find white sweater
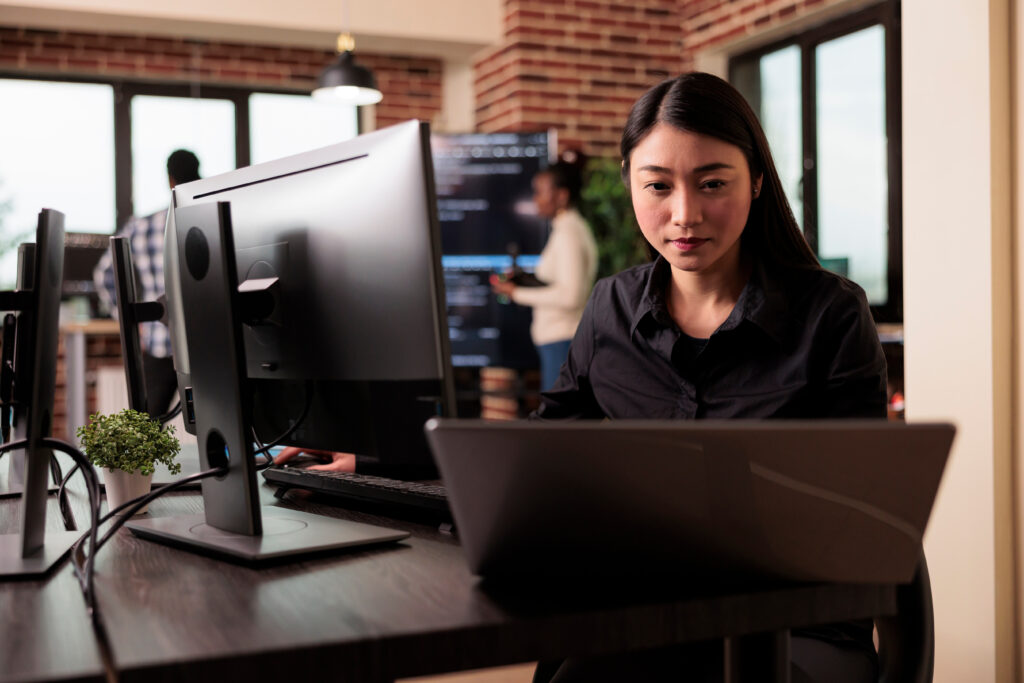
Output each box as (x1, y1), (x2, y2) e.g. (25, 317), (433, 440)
(511, 208), (598, 345)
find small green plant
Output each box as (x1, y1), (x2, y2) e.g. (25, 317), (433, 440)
(77, 408), (181, 476)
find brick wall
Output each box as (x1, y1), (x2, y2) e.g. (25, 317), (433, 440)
(474, 0), (846, 156)
(0, 27), (443, 129)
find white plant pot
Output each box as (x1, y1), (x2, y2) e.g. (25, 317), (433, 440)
(104, 468), (153, 515)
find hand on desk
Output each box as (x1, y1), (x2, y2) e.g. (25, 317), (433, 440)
(274, 447), (356, 472)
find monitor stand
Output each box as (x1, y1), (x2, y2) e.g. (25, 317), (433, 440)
(126, 506), (407, 563)
(0, 531), (80, 578)
(0, 450), (59, 499)
(126, 201), (408, 562)
(0, 436), (79, 579)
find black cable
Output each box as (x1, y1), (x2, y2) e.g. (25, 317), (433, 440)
(44, 438), (115, 683)
(40, 439), (101, 610)
(252, 380), (314, 462)
(53, 455), (76, 531)
(155, 401), (182, 425)
(252, 426), (277, 471)
(48, 452), (63, 488)
(0, 439), (75, 530)
(46, 437), (223, 683)
(94, 465), (228, 552)
(0, 437), (27, 455)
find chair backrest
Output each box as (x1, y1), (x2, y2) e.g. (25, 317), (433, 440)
(876, 548), (934, 683)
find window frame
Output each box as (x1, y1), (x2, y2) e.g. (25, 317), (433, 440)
(729, 0), (902, 322)
(0, 71), (359, 232)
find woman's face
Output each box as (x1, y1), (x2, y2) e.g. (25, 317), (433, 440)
(532, 173), (567, 218)
(629, 123), (760, 278)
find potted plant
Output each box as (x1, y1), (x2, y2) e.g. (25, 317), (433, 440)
(77, 408), (181, 515)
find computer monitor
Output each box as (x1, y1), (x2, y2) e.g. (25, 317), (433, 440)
(431, 131), (554, 369)
(166, 120), (455, 474)
(125, 120), (451, 561)
(109, 235), (165, 416)
(0, 208), (80, 578)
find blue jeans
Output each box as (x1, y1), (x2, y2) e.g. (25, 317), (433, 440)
(537, 340), (572, 392)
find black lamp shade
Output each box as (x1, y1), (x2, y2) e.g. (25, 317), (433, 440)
(313, 51), (383, 105)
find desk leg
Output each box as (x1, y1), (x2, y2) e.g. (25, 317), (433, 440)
(724, 630), (790, 683)
(65, 330), (87, 442)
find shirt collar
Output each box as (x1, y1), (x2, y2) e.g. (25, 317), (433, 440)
(630, 256), (793, 344)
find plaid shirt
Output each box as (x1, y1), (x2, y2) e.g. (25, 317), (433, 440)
(93, 209), (171, 358)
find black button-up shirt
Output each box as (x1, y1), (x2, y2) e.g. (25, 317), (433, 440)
(536, 256), (888, 654)
(538, 256), (887, 421)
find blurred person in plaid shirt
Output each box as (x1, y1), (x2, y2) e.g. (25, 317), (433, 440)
(94, 149), (200, 417)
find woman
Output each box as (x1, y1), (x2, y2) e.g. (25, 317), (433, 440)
(491, 159), (598, 391)
(534, 73), (886, 682)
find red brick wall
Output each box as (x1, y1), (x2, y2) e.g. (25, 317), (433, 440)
(474, 0), (846, 156)
(474, 0), (686, 156)
(0, 27), (443, 129)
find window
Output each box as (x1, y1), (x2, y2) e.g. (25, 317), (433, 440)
(131, 95), (237, 217)
(730, 2), (901, 322)
(0, 75), (359, 287)
(0, 79), (115, 287)
(249, 93), (358, 165)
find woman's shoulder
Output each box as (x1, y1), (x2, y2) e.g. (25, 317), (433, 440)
(771, 264), (870, 309)
(589, 261), (657, 308)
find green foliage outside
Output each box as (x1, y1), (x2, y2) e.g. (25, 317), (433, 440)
(77, 408), (182, 476)
(577, 157), (650, 281)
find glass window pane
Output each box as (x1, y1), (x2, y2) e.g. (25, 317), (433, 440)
(759, 46), (803, 229)
(249, 93), (358, 165)
(0, 79), (115, 287)
(131, 95), (237, 218)
(816, 25), (887, 304)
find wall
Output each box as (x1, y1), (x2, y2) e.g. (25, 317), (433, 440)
(473, 0), (870, 155)
(0, 27), (444, 130)
(903, 0), (1017, 681)
(473, 0), (685, 155)
(0, 0), (501, 59)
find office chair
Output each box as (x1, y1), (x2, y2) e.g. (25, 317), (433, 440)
(876, 549), (934, 683)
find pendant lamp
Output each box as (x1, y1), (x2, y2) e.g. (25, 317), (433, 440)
(312, 32), (383, 105)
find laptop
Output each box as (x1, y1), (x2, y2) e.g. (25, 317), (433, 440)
(424, 419), (954, 583)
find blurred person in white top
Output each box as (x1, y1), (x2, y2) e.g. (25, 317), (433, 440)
(492, 157), (598, 390)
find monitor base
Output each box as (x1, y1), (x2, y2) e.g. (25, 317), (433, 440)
(0, 530), (80, 579)
(125, 505), (410, 563)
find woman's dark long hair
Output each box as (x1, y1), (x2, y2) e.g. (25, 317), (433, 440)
(620, 72), (819, 271)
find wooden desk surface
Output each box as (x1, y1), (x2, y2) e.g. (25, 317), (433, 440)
(1, 478), (899, 683)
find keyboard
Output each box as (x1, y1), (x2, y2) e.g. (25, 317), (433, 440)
(261, 467), (451, 520)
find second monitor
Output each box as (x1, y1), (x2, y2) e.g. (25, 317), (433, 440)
(165, 120), (455, 478)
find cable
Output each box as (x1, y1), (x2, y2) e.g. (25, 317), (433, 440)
(252, 380), (314, 463)
(43, 436), (224, 683)
(93, 465), (227, 551)
(0, 439), (75, 530)
(252, 426), (277, 471)
(155, 401), (182, 425)
(0, 437), (27, 455)
(54, 456), (77, 531)
(42, 437), (113, 682)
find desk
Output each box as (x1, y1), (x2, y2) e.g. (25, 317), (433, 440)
(0, 481), (898, 683)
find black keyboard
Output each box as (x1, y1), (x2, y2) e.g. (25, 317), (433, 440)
(261, 467), (450, 519)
